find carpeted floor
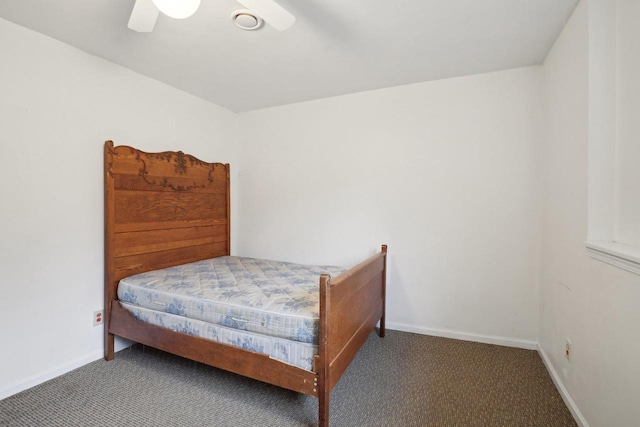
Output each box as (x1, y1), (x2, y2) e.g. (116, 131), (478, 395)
(0, 330), (577, 426)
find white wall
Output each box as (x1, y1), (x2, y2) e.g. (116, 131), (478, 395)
(586, 0), (617, 244)
(237, 68), (543, 347)
(5, 5), (639, 426)
(585, 0), (640, 259)
(615, 0), (640, 246)
(0, 18), (239, 398)
(541, 1), (640, 425)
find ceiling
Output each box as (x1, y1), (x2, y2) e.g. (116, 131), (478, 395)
(0, 0), (579, 112)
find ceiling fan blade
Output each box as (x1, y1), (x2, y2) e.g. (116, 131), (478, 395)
(236, 0), (295, 31)
(128, 0), (160, 32)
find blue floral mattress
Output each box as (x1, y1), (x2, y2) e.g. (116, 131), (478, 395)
(117, 256), (346, 345)
(121, 303), (318, 371)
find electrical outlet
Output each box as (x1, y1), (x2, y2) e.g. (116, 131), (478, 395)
(94, 310), (104, 326)
(565, 338), (572, 361)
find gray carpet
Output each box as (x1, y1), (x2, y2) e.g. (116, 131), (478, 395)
(0, 330), (576, 426)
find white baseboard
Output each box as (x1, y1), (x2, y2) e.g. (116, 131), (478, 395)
(0, 339), (132, 401)
(386, 321), (538, 350)
(537, 345), (589, 427)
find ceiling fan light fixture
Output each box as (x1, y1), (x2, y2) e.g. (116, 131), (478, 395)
(152, 0), (201, 19)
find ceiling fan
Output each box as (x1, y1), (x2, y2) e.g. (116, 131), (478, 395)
(128, 0), (295, 32)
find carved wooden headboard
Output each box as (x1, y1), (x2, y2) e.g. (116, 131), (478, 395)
(104, 140), (230, 312)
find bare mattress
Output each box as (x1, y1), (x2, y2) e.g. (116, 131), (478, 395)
(117, 256), (346, 371)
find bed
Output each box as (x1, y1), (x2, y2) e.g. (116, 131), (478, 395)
(103, 141), (387, 427)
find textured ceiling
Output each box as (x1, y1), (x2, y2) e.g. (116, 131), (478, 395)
(0, 0), (579, 112)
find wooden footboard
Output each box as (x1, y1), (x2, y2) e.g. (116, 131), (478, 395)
(317, 244), (387, 427)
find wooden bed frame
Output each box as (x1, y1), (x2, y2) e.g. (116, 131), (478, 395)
(103, 141), (387, 427)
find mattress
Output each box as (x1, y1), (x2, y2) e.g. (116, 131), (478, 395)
(117, 256), (346, 345)
(121, 303), (318, 371)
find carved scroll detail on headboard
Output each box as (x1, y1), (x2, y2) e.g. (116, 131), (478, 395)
(136, 150), (216, 192)
(105, 141), (222, 192)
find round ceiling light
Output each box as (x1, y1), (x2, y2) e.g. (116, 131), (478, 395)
(231, 9), (263, 31)
(153, 0), (201, 19)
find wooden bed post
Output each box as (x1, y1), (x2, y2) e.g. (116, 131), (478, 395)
(225, 163), (231, 256)
(318, 273), (331, 427)
(104, 141), (116, 361)
(379, 244), (388, 338)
